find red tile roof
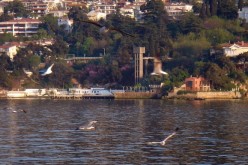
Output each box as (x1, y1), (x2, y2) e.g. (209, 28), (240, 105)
(221, 41), (248, 48)
(0, 18), (42, 24)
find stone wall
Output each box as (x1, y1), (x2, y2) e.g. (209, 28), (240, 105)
(167, 91), (242, 99)
(114, 91), (157, 99)
(196, 91), (241, 99)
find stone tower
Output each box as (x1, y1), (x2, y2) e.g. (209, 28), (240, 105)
(133, 47), (145, 84)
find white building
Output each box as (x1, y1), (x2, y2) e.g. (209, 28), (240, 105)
(0, 4), (4, 15)
(0, 18), (42, 36)
(94, 3), (117, 15)
(58, 16), (73, 32)
(239, 7), (248, 22)
(164, 2), (193, 19)
(49, 10), (68, 17)
(22, 1), (49, 17)
(0, 44), (17, 60)
(87, 10), (106, 21)
(222, 41), (248, 57)
(120, 5), (135, 18)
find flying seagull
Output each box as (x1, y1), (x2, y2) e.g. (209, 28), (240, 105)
(76, 120), (98, 130)
(147, 127), (179, 146)
(151, 57), (168, 76)
(11, 109), (27, 113)
(39, 63), (54, 76)
(23, 68), (33, 77)
(19, 109), (27, 113)
(79, 20), (134, 37)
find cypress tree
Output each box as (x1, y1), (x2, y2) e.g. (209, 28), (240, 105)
(238, 0), (244, 11)
(217, 0), (238, 20)
(199, 3), (207, 19)
(210, 0), (217, 16)
(206, 3), (211, 17)
(217, 0), (222, 16)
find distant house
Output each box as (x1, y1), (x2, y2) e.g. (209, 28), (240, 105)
(0, 39), (54, 60)
(185, 76), (211, 91)
(87, 10), (106, 21)
(22, 1), (49, 17)
(221, 41), (248, 57)
(94, 3), (117, 15)
(0, 44), (17, 60)
(64, 1), (86, 10)
(132, 2), (145, 21)
(0, 18), (42, 36)
(120, 4), (135, 18)
(58, 16), (73, 32)
(238, 7), (248, 22)
(0, 41), (27, 60)
(0, 3), (4, 15)
(164, 2), (193, 20)
(49, 10), (68, 17)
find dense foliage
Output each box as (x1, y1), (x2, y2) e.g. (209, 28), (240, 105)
(0, 0), (247, 92)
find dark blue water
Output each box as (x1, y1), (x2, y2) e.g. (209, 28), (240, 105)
(0, 99), (247, 164)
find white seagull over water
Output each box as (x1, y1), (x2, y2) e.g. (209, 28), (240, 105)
(76, 120), (98, 130)
(39, 63), (54, 76)
(147, 127), (179, 146)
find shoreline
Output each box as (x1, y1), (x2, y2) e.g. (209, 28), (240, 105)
(0, 89), (247, 100)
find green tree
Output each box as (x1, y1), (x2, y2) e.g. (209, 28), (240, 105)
(199, 3), (207, 19)
(28, 55), (41, 69)
(203, 28), (234, 46)
(0, 13), (13, 22)
(192, 0), (202, 13)
(0, 69), (11, 89)
(49, 37), (69, 59)
(4, 0), (30, 18)
(44, 63), (73, 88)
(206, 3), (211, 17)
(140, 0), (168, 24)
(203, 63), (234, 90)
(210, 0), (217, 16)
(233, 52), (248, 73)
(179, 13), (203, 34)
(0, 53), (12, 70)
(217, 0), (238, 20)
(173, 33), (211, 59)
(82, 37), (95, 55)
(170, 67), (189, 87)
(36, 29), (49, 39)
(0, 34), (15, 44)
(39, 14), (60, 36)
(238, 0), (244, 11)
(13, 48), (30, 70)
(193, 61), (206, 76)
(68, 6), (88, 22)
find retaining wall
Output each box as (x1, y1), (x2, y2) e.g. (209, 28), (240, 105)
(114, 92), (157, 99)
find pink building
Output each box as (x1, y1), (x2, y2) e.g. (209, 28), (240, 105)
(185, 76), (211, 91)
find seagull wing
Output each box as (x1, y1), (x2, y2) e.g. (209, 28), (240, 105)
(147, 141), (162, 145)
(160, 71), (168, 75)
(46, 63), (54, 73)
(161, 132), (176, 145)
(39, 69), (46, 74)
(40, 63), (54, 76)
